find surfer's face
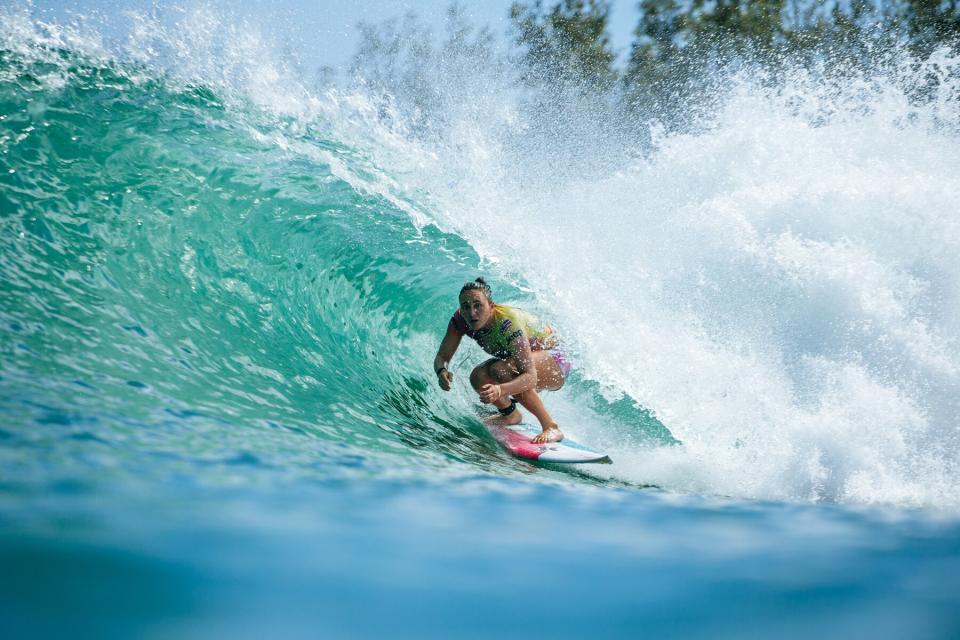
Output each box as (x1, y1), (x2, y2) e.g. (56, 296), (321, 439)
(459, 290), (493, 330)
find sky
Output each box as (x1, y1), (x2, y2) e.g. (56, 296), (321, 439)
(28, 0), (641, 72)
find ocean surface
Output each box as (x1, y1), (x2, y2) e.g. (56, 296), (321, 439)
(2, 5), (960, 638)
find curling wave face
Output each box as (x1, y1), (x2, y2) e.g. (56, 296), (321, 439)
(2, 6), (959, 510)
(0, 36), (517, 490)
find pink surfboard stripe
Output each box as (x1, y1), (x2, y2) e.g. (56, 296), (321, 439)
(488, 424), (545, 459)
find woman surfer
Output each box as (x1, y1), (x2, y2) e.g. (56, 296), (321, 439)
(433, 278), (570, 444)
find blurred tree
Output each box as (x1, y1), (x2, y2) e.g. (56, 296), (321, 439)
(622, 0), (690, 124)
(689, 0), (787, 51)
(903, 0), (960, 55)
(510, 0), (619, 91)
(349, 4), (503, 134)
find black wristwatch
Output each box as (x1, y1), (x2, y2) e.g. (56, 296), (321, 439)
(435, 366), (447, 376)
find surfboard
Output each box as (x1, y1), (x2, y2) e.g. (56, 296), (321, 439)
(484, 419), (611, 464)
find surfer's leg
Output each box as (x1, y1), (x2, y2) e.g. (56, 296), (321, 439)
(475, 355), (564, 441)
(513, 388), (564, 443)
(470, 359), (519, 420)
(507, 352), (566, 443)
(531, 350), (566, 392)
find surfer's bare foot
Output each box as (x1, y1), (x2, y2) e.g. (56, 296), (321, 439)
(531, 425), (563, 444)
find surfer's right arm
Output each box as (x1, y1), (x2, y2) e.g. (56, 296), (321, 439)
(434, 326), (462, 391)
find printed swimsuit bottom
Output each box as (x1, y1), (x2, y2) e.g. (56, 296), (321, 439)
(550, 350), (572, 379)
(483, 350), (571, 379)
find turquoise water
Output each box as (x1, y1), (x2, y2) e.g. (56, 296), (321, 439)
(2, 6), (960, 638)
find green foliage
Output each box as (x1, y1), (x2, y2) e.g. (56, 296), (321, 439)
(509, 0), (619, 91)
(903, 0), (960, 55)
(618, 0), (960, 126)
(690, 0), (787, 48)
(623, 0), (694, 126)
(347, 1), (959, 135)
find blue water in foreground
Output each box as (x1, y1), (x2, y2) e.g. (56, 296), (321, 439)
(4, 476), (960, 639)
(2, 6), (960, 638)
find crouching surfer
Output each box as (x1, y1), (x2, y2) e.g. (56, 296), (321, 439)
(433, 277), (570, 444)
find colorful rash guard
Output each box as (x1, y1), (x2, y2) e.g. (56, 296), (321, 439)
(449, 305), (559, 360)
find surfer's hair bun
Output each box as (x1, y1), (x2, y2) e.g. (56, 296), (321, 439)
(460, 277), (492, 300)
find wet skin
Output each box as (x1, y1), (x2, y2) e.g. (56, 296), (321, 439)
(434, 289), (564, 444)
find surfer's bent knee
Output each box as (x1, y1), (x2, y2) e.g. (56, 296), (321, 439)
(469, 365), (485, 390)
(470, 359), (499, 389)
(487, 358), (520, 383)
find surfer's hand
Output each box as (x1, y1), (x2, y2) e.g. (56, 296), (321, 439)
(478, 383), (501, 404)
(531, 426), (564, 444)
(437, 369), (453, 391)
